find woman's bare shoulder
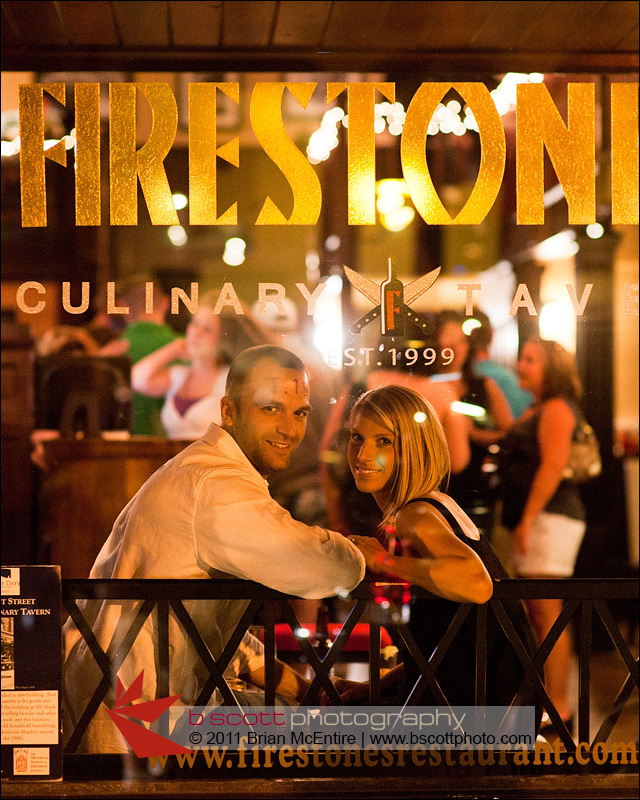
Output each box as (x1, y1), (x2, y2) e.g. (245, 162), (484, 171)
(540, 397), (576, 421)
(395, 499), (447, 530)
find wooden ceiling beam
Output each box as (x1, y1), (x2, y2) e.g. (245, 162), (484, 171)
(2, 47), (636, 75)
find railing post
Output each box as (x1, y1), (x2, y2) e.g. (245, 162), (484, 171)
(156, 599), (170, 737)
(475, 602), (488, 707)
(578, 599), (592, 745)
(263, 599), (276, 706)
(369, 610), (381, 704)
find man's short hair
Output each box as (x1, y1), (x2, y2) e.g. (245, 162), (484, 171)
(225, 345), (307, 404)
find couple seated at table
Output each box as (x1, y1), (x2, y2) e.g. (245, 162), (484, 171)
(63, 344), (526, 754)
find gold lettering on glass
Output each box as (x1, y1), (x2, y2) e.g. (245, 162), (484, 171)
(327, 82), (395, 225)
(16, 282), (46, 314)
(19, 83), (67, 227)
(458, 284), (483, 315)
(516, 83), (595, 224)
(566, 284), (594, 315)
(401, 83), (505, 225)
(212, 283), (243, 314)
(107, 282), (128, 313)
(250, 83), (322, 225)
(611, 83), (639, 225)
(145, 282), (154, 314)
(171, 284), (199, 315)
(510, 284), (538, 316)
(257, 284), (287, 314)
(189, 82), (239, 225)
(75, 83), (101, 225)
(296, 283), (326, 315)
(15, 80), (636, 228)
(62, 282), (90, 314)
(109, 83), (179, 225)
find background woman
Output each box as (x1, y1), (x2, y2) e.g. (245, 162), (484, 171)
(499, 338), (587, 727)
(431, 311), (513, 536)
(131, 294), (271, 440)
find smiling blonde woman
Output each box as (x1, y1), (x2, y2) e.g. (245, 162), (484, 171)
(327, 385), (539, 718)
(346, 385), (492, 605)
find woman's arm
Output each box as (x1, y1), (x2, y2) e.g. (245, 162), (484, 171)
(131, 337), (189, 397)
(512, 398), (575, 554)
(442, 405), (472, 474)
(420, 379), (471, 474)
(350, 502), (493, 604)
(469, 377), (513, 446)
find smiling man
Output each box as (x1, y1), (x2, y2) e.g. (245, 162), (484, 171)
(221, 349), (313, 476)
(63, 345), (365, 753)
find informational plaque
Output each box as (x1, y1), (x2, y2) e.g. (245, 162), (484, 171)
(1, 566), (62, 781)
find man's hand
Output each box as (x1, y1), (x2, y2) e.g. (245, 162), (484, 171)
(317, 677), (370, 706)
(317, 664), (405, 706)
(347, 536), (389, 573)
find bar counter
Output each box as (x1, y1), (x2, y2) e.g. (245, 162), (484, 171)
(37, 436), (192, 579)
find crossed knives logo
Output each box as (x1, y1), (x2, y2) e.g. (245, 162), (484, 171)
(344, 260), (441, 338)
(107, 671), (192, 757)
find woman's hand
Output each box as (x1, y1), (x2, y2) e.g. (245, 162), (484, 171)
(131, 337), (189, 396)
(166, 337), (189, 361)
(98, 338), (131, 357)
(30, 429), (60, 471)
(347, 535), (389, 573)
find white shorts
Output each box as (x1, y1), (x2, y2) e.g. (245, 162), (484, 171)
(513, 512), (586, 578)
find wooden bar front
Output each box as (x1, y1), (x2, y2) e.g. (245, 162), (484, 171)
(37, 437), (192, 579)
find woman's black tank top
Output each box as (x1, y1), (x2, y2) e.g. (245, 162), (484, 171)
(402, 496), (541, 727)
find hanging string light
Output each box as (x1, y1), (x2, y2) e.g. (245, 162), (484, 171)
(305, 73), (546, 165)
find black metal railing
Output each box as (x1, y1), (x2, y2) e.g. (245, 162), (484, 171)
(62, 578), (638, 760)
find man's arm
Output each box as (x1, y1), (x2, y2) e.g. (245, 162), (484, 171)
(226, 631), (310, 704)
(194, 467), (366, 598)
(318, 665), (405, 705)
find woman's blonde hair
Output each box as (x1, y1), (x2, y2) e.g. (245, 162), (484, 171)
(350, 385), (450, 528)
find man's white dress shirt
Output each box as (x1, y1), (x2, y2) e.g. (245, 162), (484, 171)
(63, 424), (365, 752)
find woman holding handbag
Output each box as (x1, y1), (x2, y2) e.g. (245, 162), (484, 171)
(499, 338), (589, 730)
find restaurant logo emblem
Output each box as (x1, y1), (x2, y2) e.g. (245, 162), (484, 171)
(108, 671), (192, 757)
(344, 260), (440, 338)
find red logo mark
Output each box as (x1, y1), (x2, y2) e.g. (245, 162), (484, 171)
(107, 670), (192, 757)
